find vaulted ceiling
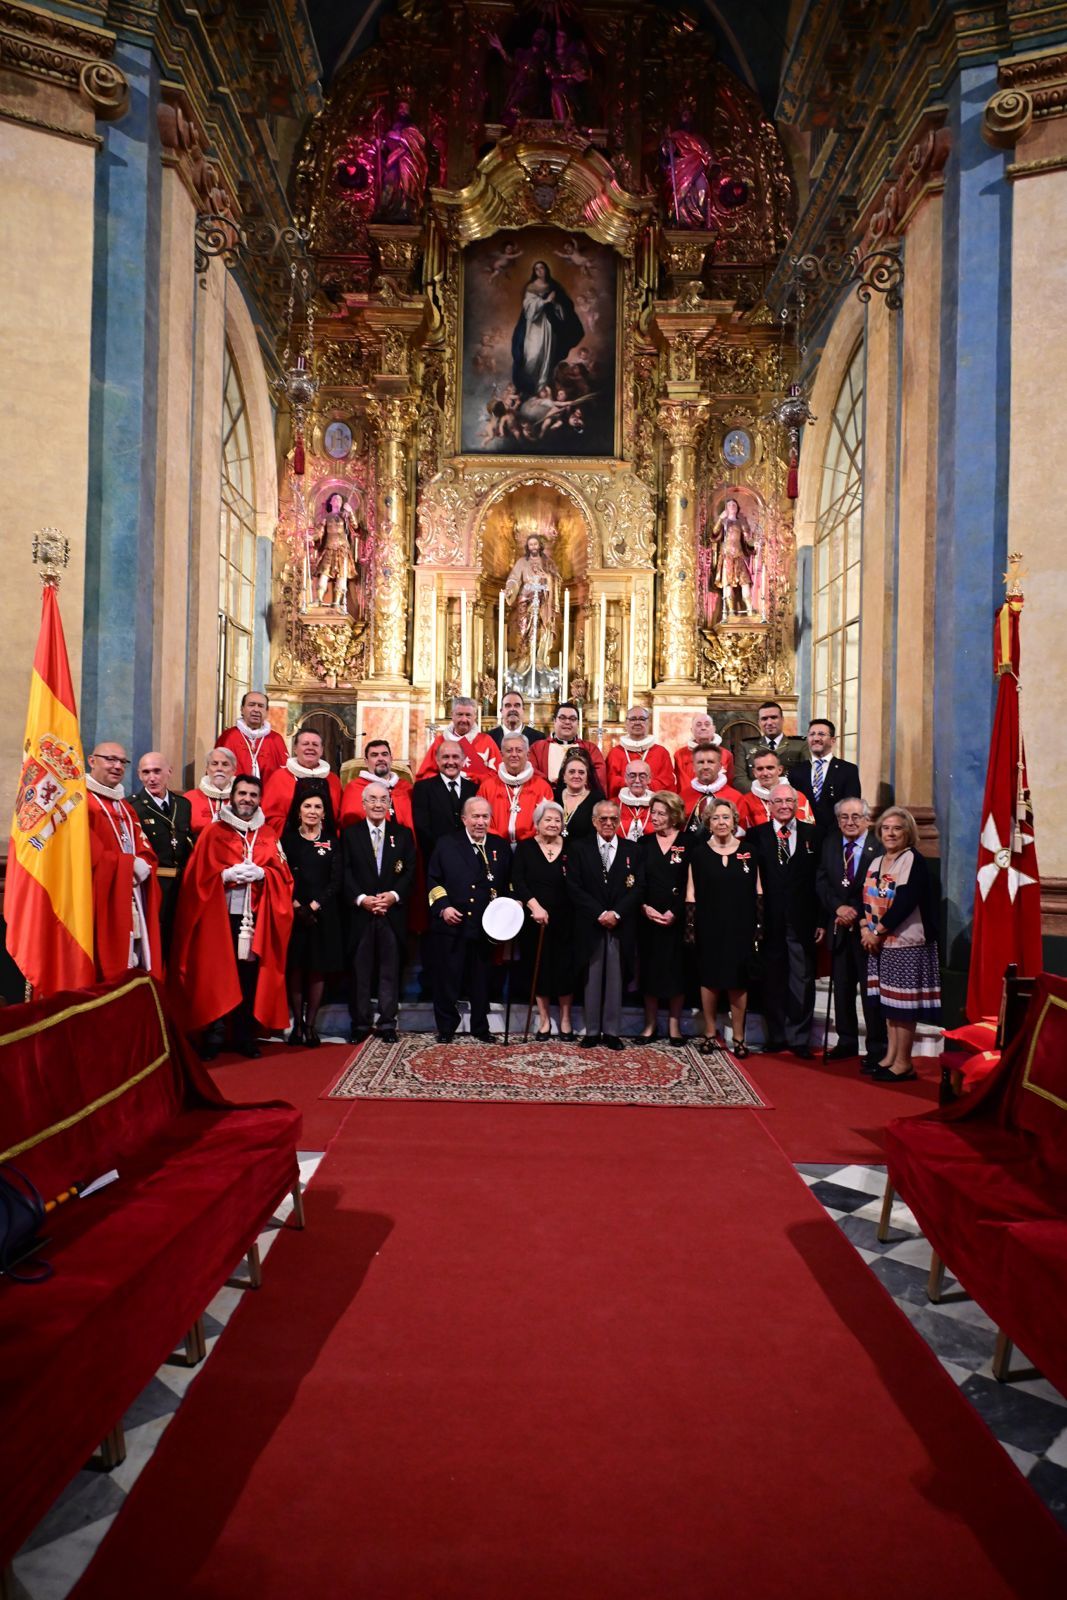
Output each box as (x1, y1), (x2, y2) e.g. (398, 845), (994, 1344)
(304, 1), (796, 116)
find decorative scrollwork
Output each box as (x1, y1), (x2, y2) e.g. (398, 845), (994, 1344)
(193, 212), (241, 284)
(791, 246), (904, 312)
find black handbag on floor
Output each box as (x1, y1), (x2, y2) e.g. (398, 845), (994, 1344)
(0, 1165), (53, 1282)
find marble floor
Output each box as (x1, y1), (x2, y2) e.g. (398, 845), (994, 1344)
(801, 1162), (1067, 1530)
(11, 1150), (1065, 1597)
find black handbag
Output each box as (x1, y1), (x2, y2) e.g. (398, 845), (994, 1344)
(0, 1165), (53, 1282)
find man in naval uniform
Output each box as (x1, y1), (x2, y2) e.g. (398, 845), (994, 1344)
(425, 796), (510, 1043)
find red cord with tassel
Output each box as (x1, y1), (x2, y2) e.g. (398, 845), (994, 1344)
(293, 433), (305, 476)
(786, 446), (799, 500)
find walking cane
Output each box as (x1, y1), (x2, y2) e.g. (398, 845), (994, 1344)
(503, 934), (521, 1046)
(522, 921), (547, 1043)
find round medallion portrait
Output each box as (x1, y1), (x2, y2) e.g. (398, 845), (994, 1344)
(323, 421), (353, 460)
(721, 428), (753, 468)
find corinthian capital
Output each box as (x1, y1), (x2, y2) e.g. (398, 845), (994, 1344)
(366, 393), (420, 442)
(657, 398), (709, 451)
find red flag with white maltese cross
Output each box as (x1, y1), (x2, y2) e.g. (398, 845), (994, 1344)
(965, 587), (1042, 1020)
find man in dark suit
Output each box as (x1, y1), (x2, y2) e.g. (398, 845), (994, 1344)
(411, 740), (480, 864)
(748, 784), (823, 1057)
(425, 796), (511, 1042)
(343, 780), (417, 1043)
(788, 718), (861, 838)
(131, 751), (194, 958)
(567, 798), (646, 1050)
(488, 689), (545, 750)
(737, 701), (808, 792)
(816, 796), (887, 1071)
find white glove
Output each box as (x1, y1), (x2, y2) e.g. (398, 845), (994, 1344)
(244, 862), (265, 882)
(221, 865), (245, 885)
(132, 857), (152, 884)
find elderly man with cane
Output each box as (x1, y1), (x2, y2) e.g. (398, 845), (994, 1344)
(567, 798), (645, 1050)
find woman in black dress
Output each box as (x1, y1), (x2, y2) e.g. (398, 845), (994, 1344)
(686, 798), (758, 1057)
(282, 794), (343, 1047)
(637, 793), (688, 1044)
(555, 750), (603, 843)
(511, 800), (578, 1039)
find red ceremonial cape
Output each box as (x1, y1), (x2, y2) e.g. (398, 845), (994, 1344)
(262, 766), (343, 835)
(478, 772), (553, 842)
(87, 794), (163, 982)
(340, 774), (414, 830)
(216, 725), (289, 784)
(681, 779), (744, 822)
(529, 737), (607, 793)
(168, 817), (294, 1032)
(616, 799), (656, 839)
(185, 788), (229, 836)
(606, 742), (678, 798)
(674, 743), (735, 787)
(416, 730), (499, 782)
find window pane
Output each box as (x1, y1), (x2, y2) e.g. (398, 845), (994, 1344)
(813, 343), (864, 761)
(217, 346), (258, 727)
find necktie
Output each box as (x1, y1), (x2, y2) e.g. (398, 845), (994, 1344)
(158, 796), (170, 816)
(777, 825), (790, 865)
(600, 840), (612, 875)
(846, 840), (859, 883)
(812, 758), (825, 800)
(373, 826), (383, 871)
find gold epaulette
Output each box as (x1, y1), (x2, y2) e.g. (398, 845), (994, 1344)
(428, 885), (447, 906)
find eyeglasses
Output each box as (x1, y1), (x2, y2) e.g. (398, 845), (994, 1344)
(95, 756), (130, 767)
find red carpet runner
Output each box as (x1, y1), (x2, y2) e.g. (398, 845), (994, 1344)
(72, 1101), (1065, 1598)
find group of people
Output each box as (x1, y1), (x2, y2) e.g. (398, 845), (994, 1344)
(79, 688), (941, 1081)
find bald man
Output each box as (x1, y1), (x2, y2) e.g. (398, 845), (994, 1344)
(85, 741), (163, 980)
(131, 752), (194, 956)
(342, 780), (417, 1043)
(186, 747), (238, 835)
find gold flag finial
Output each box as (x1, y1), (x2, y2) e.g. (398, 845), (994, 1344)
(1004, 550), (1026, 598)
(32, 529), (70, 588)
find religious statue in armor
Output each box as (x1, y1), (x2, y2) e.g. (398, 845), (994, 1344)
(659, 107), (719, 229)
(313, 492), (361, 611)
(504, 533), (561, 694)
(709, 497), (758, 619)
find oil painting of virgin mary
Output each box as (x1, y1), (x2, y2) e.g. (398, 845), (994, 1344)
(461, 227), (618, 456)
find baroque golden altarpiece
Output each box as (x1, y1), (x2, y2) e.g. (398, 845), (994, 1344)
(268, 0), (798, 766)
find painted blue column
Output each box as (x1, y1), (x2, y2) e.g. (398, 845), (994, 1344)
(253, 534), (273, 691)
(83, 40), (162, 760)
(934, 62), (1012, 989)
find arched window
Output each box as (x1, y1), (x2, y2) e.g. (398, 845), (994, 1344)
(217, 345), (257, 727)
(812, 343), (863, 763)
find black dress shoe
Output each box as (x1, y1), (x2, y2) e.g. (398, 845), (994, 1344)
(580, 1033), (601, 1048)
(377, 1027), (398, 1044)
(470, 1029), (494, 1043)
(791, 1045), (813, 1060)
(763, 1038), (787, 1053)
(350, 1027), (370, 1045)
(826, 1042), (859, 1061)
(286, 1023), (305, 1048)
(305, 1026), (321, 1049)
(602, 1035), (624, 1052)
(237, 1042), (262, 1059)
(860, 1059), (879, 1075)
(435, 1032), (455, 1044)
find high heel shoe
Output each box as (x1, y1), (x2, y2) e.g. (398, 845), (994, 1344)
(733, 1040), (750, 1059)
(558, 1030), (576, 1042)
(636, 1026), (660, 1042)
(286, 1022), (305, 1047)
(535, 1028), (552, 1040)
(668, 1033), (686, 1048)
(304, 1024), (321, 1048)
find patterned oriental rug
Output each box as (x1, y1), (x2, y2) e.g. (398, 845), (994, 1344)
(326, 1034), (767, 1110)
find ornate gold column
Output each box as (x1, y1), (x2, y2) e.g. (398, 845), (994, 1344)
(366, 391), (419, 683)
(656, 397), (709, 688)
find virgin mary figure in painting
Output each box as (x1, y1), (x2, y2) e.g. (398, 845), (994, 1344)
(511, 261), (584, 398)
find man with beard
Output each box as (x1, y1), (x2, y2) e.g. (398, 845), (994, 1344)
(216, 690), (289, 784)
(488, 689), (545, 750)
(85, 741), (163, 981)
(340, 738), (414, 830)
(169, 773), (293, 1059)
(680, 744), (744, 837)
(478, 733), (552, 845)
(186, 747), (238, 836)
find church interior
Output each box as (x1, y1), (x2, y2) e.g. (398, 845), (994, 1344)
(3, 0), (1067, 1594)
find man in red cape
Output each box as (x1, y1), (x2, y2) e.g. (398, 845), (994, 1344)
(605, 706), (678, 797)
(478, 732), (552, 843)
(340, 738), (414, 829)
(966, 579), (1041, 1019)
(85, 742), (163, 980)
(529, 702), (607, 791)
(185, 746), (237, 835)
(169, 773), (294, 1057)
(216, 689), (289, 784)
(262, 727), (342, 835)
(416, 697), (499, 782)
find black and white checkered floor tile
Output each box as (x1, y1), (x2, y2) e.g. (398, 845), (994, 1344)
(799, 1162), (1067, 1531)
(8, 1153), (325, 1600)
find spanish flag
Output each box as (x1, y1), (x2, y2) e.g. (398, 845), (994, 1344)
(6, 584), (94, 994)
